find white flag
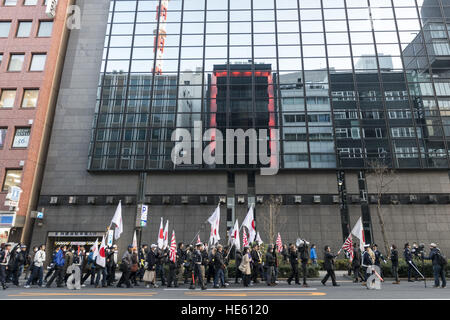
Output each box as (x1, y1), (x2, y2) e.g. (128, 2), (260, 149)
(92, 238), (99, 260)
(208, 205), (221, 245)
(96, 236), (106, 268)
(351, 217), (365, 252)
(256, 232), (263, 245)
(157, 217), (164, 249)
(242, 205), (256, 243)
(231, 219), (240, 251)
(110, 201), (123, 240)
(163, 220), (169, 249)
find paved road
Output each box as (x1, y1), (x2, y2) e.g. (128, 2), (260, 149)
(1, 279), (448, 300)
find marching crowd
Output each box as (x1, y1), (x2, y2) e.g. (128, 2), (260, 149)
(0, 239), (447, 290)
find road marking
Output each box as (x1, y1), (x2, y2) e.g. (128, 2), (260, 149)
(8, 292), (159, 297)
(184, 291), (326, 297)
(165, 287), (318, 291)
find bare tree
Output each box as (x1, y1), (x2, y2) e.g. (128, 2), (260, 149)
(367, 159), (397, 257)
(259, 195), (286, 244)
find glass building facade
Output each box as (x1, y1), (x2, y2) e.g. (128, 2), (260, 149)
(89, 0), (450, 171)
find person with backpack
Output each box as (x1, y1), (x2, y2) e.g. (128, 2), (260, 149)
(423, 243), (446, 288)
(81, 247), (96, 286)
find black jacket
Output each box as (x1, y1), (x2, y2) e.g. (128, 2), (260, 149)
(352, 248), (361, 267)
(323, 251), (337, 271)
(390, 249), (399, 266)
(299, 246), (309, 264)
(424, 248), (442, 266)
(235, 250), (242, 267)
(289, 249), (299, 265)
(251, 250), (262, 265)
(265, 251), (276, 267)
(214, 251), (225, 270)
(374, 250), (385, 266)
(404, 248), (413, 262)
(201, 250), (209, 266)
(147, 250), (157, 270)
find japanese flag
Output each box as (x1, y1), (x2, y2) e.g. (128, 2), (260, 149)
(158, 217), (164, 249)
(96, 236), (106, 268)
(242, 205), (256, 243)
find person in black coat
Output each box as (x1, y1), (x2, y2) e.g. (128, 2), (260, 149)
(352, 243), (364, 283)
(298, 241), (310, 287)
(287, 244), (300, 285)
(265, 245), (276, 286)
(321, 245), (341, 286)
(167, 249), (179, 288)
(250, 244), (263, 283)
(235, 249), (243, 284)
(390, 244), (399, 284)
(404, 243), (418, 282)
(155, 247), (167, 286)
(0, 244), (11, 290)
(213, 245), (226, 288)
(423, 243), (446, 288)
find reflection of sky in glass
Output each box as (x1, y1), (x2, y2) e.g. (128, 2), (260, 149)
(102, 0), (447, 74)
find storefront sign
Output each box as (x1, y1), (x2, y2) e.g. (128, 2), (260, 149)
(107, 229), (114, 246)
(12, 128), (30, 148)
(5, 186), (22, 208)
(140, 204), (148, 227)
(48, 231), (105, 237)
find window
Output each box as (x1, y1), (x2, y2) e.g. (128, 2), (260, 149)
(0, 128), (6, 148)
(0, 21), (11, 37)
(0, 89), (16, 108)
(37, 21), (53, 37)
(2, 169), (22, 192)
(12, 127), (31, 148)
(16, 21), (32, 38)
(8, 54), (24, 71)
(24, 0), (38, 4)
(4, 0), (17, 6)
(29, 54), (46, 71)
(21, 89), (39, 108)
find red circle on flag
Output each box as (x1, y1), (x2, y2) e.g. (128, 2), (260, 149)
(251, 220), (255, 230)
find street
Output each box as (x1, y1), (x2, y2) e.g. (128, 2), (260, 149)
(1, 278), (448, 300)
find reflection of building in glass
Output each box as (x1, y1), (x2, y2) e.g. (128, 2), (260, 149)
(355, 54), (394, 71)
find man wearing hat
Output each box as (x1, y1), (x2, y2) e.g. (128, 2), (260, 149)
(423, 243), (447, 288)
(190, 242), (206, 290)
(361, 244), (372, 285)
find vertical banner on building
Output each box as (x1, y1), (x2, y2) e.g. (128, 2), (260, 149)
(45, 0), (58, 18)
(153, 0), (170, 74)
(107, 229), (114, 247)
(140, 204), (148, 227)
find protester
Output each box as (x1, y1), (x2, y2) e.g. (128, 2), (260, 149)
(63, 246), (74, 283)
(287, 244), (300, 285)
(117, 245), (133, 288)
(251, 244), (263, 283)
(24, 245), (46, 288)
(423, 243), (446, 288)
(0, 244), (11, 290)
(46, 245), (66, 288)
(94, 253), (107, 288)
(265, 244), (276, 286)
(240, 247), (252, 287)
(213, 244), (226, 288)
(390, 244), (400, 284)
(206, 246), (216, 284)
(299, 240), (310, 287)
(321, 245), (340, 287)
(235, 249), (243, 284)
(281, 244), (289, 263)
(167, 245), (179, 288)
(81, 246), (96, 286)
(129, 248), (139, 286)
(352, 242), (364, 283)
(145, 244), (158, 288)
(155, 247), (167, 286)
(24, 246), (38, 284)
(177, 242), (186, 284)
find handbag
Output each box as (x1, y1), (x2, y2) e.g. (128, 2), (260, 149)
(143, 270), (155, 283)
(130, 263), (138, 273)
(238, 263), (245, 273)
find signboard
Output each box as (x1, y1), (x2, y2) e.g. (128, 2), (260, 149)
(140, 204), (148, 227)
(12, 128), (30, 148)
(107, 229), (114, 247)
(45, 0), (58, 18)
(48, 231), (105, 238)
(36, 212), (44, 219)
(5, 187), (22, 208)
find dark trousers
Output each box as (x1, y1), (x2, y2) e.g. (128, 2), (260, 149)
(206, 265), (215, 283)
(361, 266), (368, 281)
(433, 264), (446, 287)
(81, 268), (96, 285)
(322, 269), (337, 285)
(288, 263), (299, 284)
(156, 264), (166, 285)
(353, 265), (364, 282)
(117, 269), (131, 287)
(243, 274), (251, 287)
(266, 266), (275, 285)
(214, 268), (225, 287)
(167, 266), (178, 287)
(95, 267), (107, 287)
(46, 266), (64, 287)
(45, 267), (55, 281)
(301, 263), (308, 284)
(0, 265), (6, 287)
(392, 264), (399, 282)
(26, 266), (43, 286)
(252, 264), (263, 282)
(235, 267), (242, 283)
(192, 264), (205, 288)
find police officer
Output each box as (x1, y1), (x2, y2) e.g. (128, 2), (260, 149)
(361, 244), (373, 284)
(287, 244), (300, 285)
(372, 244), (386, 276)
(404, 242), (418, 282)
(190, 242), (206, 290)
